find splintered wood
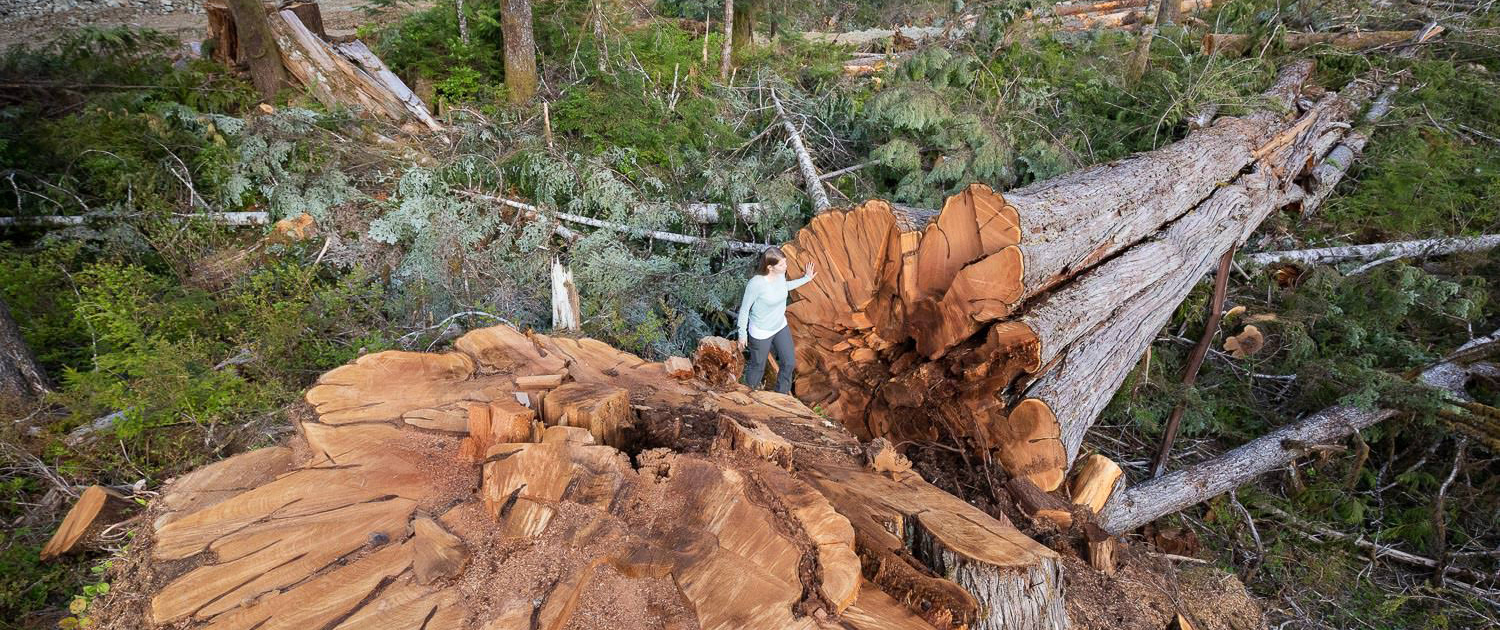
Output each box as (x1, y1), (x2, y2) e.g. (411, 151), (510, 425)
(780, 61), (1372, 492)
(135, 324), (1063, 629)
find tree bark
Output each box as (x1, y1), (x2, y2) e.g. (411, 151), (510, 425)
(1203, 30), (1429, 56)
(720, 0), (733, 82)
(1099, 405), (1399, 534)
(771, 62), (1378, 491)
(224, 0), (289, 99)
(267, 11), (441, 129)
(455, 0), (470, 45)
(0, 296), (50, 404)
(1300, 84), (1397, 217)
(501, 0), (538, 105)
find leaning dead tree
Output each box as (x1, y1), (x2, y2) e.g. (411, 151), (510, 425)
(129, 325), (1063, 629)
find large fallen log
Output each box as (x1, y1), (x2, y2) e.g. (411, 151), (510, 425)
(121, 324), (1063, 629)
(775, 61), (1375, 489)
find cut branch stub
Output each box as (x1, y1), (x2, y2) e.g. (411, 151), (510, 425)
(127, 324), (1061, 629)
(41, 486), (131, 560)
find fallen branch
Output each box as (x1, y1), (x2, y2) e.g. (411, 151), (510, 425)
(463, 192), (765, 253)
(1100, 405), (1399, 534)
(1152, 247), (1234, 478)
(0, 212), (271, 227)
(770, 88), (832, 213)
(1246, 234), (1500, 267)
(1203, 29), (1440, 56)
(1257, 503), (1500, 596)
(1300, 84), (1399, 218)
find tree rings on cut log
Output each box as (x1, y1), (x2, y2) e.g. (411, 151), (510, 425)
(121, 324), (1061, 629)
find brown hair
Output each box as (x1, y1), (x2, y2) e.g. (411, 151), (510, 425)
(755, 247), (786, 276)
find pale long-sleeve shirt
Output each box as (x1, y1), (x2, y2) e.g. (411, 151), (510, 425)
(736, 273), (813, 343)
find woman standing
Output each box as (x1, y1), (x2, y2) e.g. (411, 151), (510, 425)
(736, 248), (817, 394)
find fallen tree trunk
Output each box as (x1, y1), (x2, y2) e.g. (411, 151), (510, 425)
(774, 61), (1377, 489)
(1099, 327), (1500, 534)
(465, 191), (765, 252)
(0, 211), (272, 227)
(123, 324), (1063, 629)
(771, 88), (833, 213)
(1202, 30), (1434, 56)
(1247, 234), (1500, 267)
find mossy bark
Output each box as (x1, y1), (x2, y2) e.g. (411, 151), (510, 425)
(502, 0), (537, 105)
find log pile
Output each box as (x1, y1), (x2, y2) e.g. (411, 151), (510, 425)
(133, 324), (1064, 629)
(777, 61), (1379, 491)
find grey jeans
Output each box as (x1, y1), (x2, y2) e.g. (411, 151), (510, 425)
(745, 326), (796, 393)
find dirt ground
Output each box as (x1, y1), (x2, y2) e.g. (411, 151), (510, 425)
(0, 0), (430, 50)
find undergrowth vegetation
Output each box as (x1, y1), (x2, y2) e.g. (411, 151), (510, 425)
(1, 0), (1498, 627)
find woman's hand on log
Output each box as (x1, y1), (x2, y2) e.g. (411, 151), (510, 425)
(805, 262), (817, 279)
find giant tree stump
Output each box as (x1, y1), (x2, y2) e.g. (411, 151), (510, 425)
(134, 325), (1063, 629)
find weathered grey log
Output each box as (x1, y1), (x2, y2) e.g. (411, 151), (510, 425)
(466, 192), (765, 253)
(1099, 405), (1398, 534)
(268, 10), (439, 129)
(1246, 234), (1500, 267)
(0, 212), (271, 227)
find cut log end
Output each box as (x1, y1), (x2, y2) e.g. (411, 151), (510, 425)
(991, 398), (1067, 492)
(42, 486), (131, 560)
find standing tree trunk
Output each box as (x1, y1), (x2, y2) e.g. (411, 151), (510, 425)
(1126, 0), (1158, 82)
(0, 297), (50, 404)
(720, 0), (733, 82)
(501, 0), (538, 105)
(224, 0), (289, 100)
(455, 0), (470, 44)
(733, 0), (756, 61)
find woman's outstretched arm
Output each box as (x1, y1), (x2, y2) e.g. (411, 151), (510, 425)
(787, 262), (817, 290)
